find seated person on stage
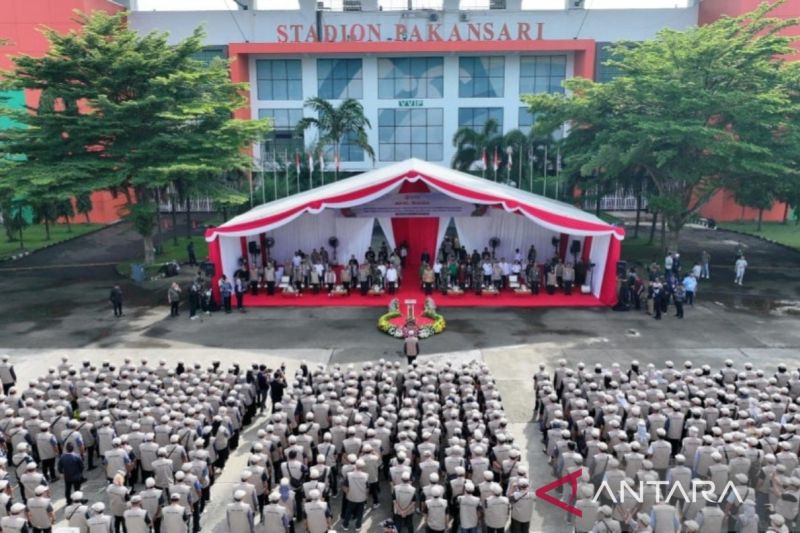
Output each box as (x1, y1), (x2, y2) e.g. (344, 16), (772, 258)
(500, 258), (511, 288)
(358, 263), (370, 295)
(555, 259), (565, 287)
(481, 261), (492, 287)
(309, 265), (321, 294)
(422, 265), (435, 295)
(563, 263), (575, 295)
(546, 267), (558, 295)
(385, 264), (399, 294)
(526, 263), (540, 294)
(491, 262), (503, 290)
(324, 266), (337, 292)
(433, 259), (443, 289)
(264, 262), (276, 295)
(340, 268), (351, 294)
(448, 260), (458, 287)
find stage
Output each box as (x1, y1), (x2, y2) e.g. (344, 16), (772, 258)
(241, 267), (602, 309)
(242, 290), (602, 308)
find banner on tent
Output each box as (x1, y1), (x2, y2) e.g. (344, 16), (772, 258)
(342, 192), (481, 218)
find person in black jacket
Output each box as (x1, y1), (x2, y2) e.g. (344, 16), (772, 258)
(256, 366), (269, 414)
(109, 285), (123, 318)
(57, 443), (84, 504)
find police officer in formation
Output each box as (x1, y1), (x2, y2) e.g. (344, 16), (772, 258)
(536, 357), (800, 533)
(220, 359), (532, 533)
(0, 356), (264, 533)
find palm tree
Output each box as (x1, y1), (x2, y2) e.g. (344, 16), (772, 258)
(296, 98), (375, 170)
(451, 118), (503, 173)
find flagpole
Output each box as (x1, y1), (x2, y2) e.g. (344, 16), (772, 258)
(555, 145), (561, 200)
(295, 152), (300, 193)
(518, 144), (523, 187)
(529, 145), (534, 193)
(284, 149), (289, 197)
(272, 151), (277, 201)
(261, 149), (266, 204)
(320, 152), (325, 186)
(543, 144), (548, 197)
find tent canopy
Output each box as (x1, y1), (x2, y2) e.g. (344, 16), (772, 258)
(205, 159), (625, 242)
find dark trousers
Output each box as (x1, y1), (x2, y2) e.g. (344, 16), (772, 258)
(369, 481), (380, 506)
(387, 282), (396, 294)
(223, 295), (232, 313)
(675, 301), (684, 318)
(394, 514), (414, 533)
(424, 282), (433, 295)
(267, 281), (275, 295)
(42, 458), (57, 481)
(87, 445), (97, 469)
(510, 519), (530, 533)
(564, 281), (573, 295)
(342, 500), (365, 528)
(64, 478), (82, 503)
(170, 302), (179, 316)
(360, 281), (369, 295)
(483, 275), (490, 286)
(32, 528), (51, 533)
(112, 302), (123, 317)
(686, 291), (694, 305)
(235, 291), (244, 310)
(114, 515), (127, 533)
(487, 528), (505, 533)
(189, 296), (198, 317)
(192, 502), (201, 533)
(154, 517), (162, 533)
(546, 284), (555, 295)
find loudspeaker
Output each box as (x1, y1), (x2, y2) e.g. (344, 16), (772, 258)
(200, 261), (216, 277)
(569, 240), (581, 256)
(248, 241), (259, 255)
(616, 260), (627, 277)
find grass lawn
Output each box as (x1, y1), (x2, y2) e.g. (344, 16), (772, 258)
(116, 235), (209, 278)
(719, 221), (800, 251)
(620, 236), (666, 267)
(0, 223), (104, 260)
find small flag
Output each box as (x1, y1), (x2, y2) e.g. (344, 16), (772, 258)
(493, 147), (499, 172)
(334, 153), (340, 172)
(481, 149), (487, 170)
(318, 151), (324, 171)
(308, 152), (314, 172)
(294, 152), (300, 175)
(508, 151), (513, 170)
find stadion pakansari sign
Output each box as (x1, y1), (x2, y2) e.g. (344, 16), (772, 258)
(276, 21), (545, 44)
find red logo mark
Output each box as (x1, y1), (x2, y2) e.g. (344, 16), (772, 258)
(534, 468), (583, 517)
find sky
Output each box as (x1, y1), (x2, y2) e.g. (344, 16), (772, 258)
(136, 0), (692, 11)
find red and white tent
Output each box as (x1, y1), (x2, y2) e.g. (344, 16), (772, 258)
(205, 159), (624, 305)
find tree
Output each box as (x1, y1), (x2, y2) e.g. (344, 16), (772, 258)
(1, 12), (270, 263)
(76, 193), (92, 223)
(524, 1), (800, 252)
(296, 97), (374, 177)
(451, 118), (503, 173)
(32, 200), (58, 240)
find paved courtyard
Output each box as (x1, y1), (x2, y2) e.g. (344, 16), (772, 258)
(0, 223), (798, 531)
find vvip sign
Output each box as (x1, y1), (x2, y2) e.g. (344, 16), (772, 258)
(276, 21), (545, 43)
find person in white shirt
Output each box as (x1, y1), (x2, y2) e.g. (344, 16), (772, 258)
(735, 256), (748, 285)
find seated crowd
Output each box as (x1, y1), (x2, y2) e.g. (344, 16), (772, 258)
(212, 237), (590, 307)
(535, 358), (800, 533)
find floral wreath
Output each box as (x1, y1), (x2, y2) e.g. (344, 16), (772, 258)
(377, 297), (446, 339)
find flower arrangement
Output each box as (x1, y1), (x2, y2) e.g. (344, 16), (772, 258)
(377, 297), (446, 338)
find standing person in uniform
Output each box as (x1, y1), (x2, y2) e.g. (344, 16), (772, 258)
(735, 255), (748, 285)
(35, 424), (58, 483)
(27, 485), (54, 533)
(186, 241), (197, 267)
(161, 494), (189, 533)
(509, 479), (533, 533)
(341, 459), (368, 531)
(262, 492), (289, 533)
(0, 355), (16, 394)
(87, 503), (113, 533)
(423, 485), (448, 533)
(700, 250), (710, 279)
(484, 484), (509, 533)
(65, 491), (90, 533)
(403, 329), (419, 366)
(225, 491), (254, 533)
(2, 503), (29, 533)
(303, 489), (331, 533)
(168, 283), (181, 318)
(109, 285), (124, 318)
(234, 275), (246, 312)
(123, 496), (151, 533)
(392, 471), (416, 533)
(140, 478), (164, 533)
(458, 481), (481, 533)
(188, 279), (201, 320)
(106, 473), (131, 533)
(673, 282), (686, 319)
